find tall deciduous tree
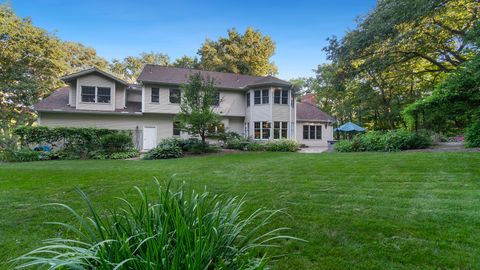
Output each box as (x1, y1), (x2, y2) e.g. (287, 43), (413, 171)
(198, 27), (278, 76)
(110, 52), (170, 83)
(0, 4), (66, 146)
(62, 41), (109, 73)
(176, 73), (220, 146)
(172, 55), (200, 69)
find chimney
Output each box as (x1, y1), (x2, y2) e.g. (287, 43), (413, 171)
(301, 93), (317, 105)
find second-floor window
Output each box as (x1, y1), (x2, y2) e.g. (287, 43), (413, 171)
(81, 86), (110, 103)
(246, 92), (250, 107)
(254, 89), (269, 105)
(169, 89), (181, 104)
(151, 88), (159, 103)
(274, 89), (289, 105)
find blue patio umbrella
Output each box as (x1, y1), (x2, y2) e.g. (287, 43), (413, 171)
(334, 122), (366, 133)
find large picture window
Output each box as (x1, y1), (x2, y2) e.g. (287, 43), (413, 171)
(274, 89), (289, 105)
(169, 89), (181, 104)
(151, 88), (159, 103)
(254, 121), (271, 139)
(303, 125), (322, 140)
(81, 86), (96, 103)
(81, 86), (110, 103)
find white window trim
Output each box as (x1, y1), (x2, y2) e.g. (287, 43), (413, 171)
(151, 87), (160, 103)
(273, 121), (289, 140)
(274, 89), (289, 105)
(254, 121), (271, 140)
(253, 89), (270, 105)
(80, 85), (111, 104)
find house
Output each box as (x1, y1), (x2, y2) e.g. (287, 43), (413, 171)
(34, 66), (334, 150)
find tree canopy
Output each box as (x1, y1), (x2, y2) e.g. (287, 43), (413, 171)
(198, 27), (278, 76)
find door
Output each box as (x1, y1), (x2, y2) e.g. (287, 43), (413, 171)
(143, 126), (157, 151)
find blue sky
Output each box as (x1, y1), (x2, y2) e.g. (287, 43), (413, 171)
(9, 0), (376, 79)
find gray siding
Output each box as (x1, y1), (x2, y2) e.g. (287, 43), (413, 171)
(76, 74), (116, 111)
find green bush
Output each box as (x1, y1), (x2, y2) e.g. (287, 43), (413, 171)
(100, 132), (133, 154)
(14, 180), (300, 269)
(0, 148), (47, 162)
(264, 140), (299, 152)
(335, 130), (432, 152)
(108, 149), (140, 160)
(225, 137), (251, 150)
(465, 120), (480, 148)
(246, 141), (266, 151)
(143, 138), (184, 160)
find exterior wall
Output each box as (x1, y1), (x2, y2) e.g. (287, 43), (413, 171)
(143, 85), (181, 114)
(76, 74), (116, 111)
(68, 82), (77, 106)
(296, 121), (334, 147)
(115, 83), (126, 109)
(127, 90), (142, 102)
(213, 91), (245, 116)
(39, 112), (245, 150)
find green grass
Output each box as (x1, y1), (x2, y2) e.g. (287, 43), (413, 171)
(1, 152), (480, 269)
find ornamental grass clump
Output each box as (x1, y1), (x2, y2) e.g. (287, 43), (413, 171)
(14, 179), (300, 269)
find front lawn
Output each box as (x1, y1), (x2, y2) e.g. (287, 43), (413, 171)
(1, 152), (480, 269)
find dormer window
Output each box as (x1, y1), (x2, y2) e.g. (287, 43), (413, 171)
(81, 86), (110, 103)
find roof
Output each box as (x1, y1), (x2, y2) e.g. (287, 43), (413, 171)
(296, 102), (334, 122)
(137, 65), (291, 90)
(335, 122), (366, 132)
(61, 68), (128, 86)
(34, 87), (141, 114)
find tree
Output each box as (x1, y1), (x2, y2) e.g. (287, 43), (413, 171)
(62, 41), (109, 73)
(0, 4), (66, 147)
(198, 27), (278, 76)
(176, 72), (221, 146)
(110, 52), (170, 83)
(172, 55), (200, 69)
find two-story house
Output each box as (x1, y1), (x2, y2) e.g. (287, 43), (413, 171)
(34, 65), (334, 150)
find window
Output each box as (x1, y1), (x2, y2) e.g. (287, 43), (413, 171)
(151, 88), (159, 103)
(274, 89), (289, 105)
(254, 90), (261, 104)
(303, 125), (322, 140)
(282, 90), (288, 104)
(274, 122), (288, 139)
(169, 89), (181, 104)
(262, 122), (270, 139)
(173, 122), (181, 136)
(254, 121), (271, 139)
(213, 92), (220, 106)
(208, 123), (225, 134)
(262, 89), (269, 104)
(81, 86), (96, 103)
(245, 122), (250, 137)
(291, 92), (295, 107)
(246, 92), (250, 107)
(97, 87), (111, 103)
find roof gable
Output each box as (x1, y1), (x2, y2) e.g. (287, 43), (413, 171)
(61, 68), (128, 86)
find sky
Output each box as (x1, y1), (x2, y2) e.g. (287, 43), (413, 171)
(9, 0), (376, 80)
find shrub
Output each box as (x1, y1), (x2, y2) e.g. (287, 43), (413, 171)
(335, 130), (432, 152)
(143, 138), (183, 160)
(108, 148), (140, 160)
(465, 120), (480, 148)
(264, 140), (299, 152)
(100, 132), (133, 154)
(225, 137), (251, 150)
(13, 179), (300, 269)
(246, 141), (265, 151)
(0, 148), (46, 162)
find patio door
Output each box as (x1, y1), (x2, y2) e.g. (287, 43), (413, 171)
(143, 126), (157, 151)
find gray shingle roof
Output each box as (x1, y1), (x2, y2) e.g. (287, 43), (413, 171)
(296, 102), (334, 122)
(61, 67), (129, 85)
(137, 65), (291, 89)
